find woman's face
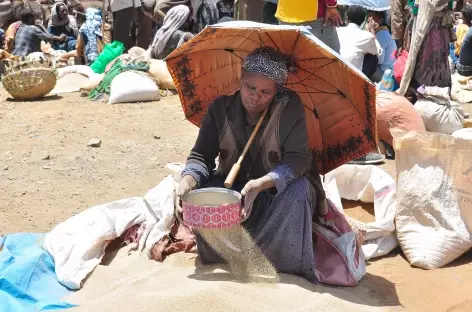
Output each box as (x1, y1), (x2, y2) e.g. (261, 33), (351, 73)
(240, 71), (277, 117)
(58, 5), (68, 19)
(367, 12), (383, 25)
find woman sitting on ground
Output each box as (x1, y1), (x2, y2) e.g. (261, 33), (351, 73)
(47, 1), (77, 51)
(177, 47), (328, 283)
(148, 5), (193, 59)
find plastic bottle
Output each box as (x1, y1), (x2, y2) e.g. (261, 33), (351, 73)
(378, 69), (398, 92)
(90, 41), (125, 74)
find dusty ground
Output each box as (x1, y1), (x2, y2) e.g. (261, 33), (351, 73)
(1, 89), (472, 312)
(0, 90), (197, 233)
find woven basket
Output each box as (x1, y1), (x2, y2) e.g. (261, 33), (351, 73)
(3, 67), (56, 101)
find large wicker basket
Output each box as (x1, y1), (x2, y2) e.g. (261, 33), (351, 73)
(2, 61), (57, 101)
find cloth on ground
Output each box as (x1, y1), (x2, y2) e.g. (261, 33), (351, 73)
(0, 233), (76, 311)
(150, 220), (196, 261)
(44, 175), (177, 289)
(88, 58), (150, 100)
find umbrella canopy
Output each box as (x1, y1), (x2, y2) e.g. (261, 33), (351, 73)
(166, 21), (377, 175)
(336, 0), (390, 11)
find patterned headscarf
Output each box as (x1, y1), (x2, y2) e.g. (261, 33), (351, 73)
(242, 47), (288, 86)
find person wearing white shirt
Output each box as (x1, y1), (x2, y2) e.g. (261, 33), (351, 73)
(336, 5), (382, 76)
(110, 0), (152, 51)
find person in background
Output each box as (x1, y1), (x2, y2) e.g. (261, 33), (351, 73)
(12, 9), (66, 56)
(190, 0), (219, 34)
(337, 6), (382, 74)
(110, 0), (152, 51)
(454, 5), (472, 62)
(48, 2), (77, 51)
(76, 8), (111, 65)
(262, 0), (278, 24)
(141, 0), (190, 26)
(339, 6), (385, 165)
(391, 0), (459, 94)
(275, 0), (343, 52)
(3, 20), (21, 52)
(216, 0), (235, 22)
(148, 5), (193, 59)
(366, 10), (397, 82)
(458, 10), (472, 76)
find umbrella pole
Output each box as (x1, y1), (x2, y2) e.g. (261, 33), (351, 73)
(224, 108), (269, 188)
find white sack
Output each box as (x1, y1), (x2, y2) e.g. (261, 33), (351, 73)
(149, 59), (176, 90)
(415, 86), (464, 134)
(109, 71), (160, 104)
(43, 198), (147, 289)
(139, 175), (178, 255)
(393, 130), (472, 269)
(324, 165), (398, 260)
(56, 65), (98, 79)
(452, 128), (472, 140)
(44, 175), (179, 289)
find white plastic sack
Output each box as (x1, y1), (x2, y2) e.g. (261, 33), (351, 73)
(393, 130), (472, 269)
(44, 175), (178, 289)
(56, 65), (97, 79)
(149, 59), (176, 90)
(452, 128), (472, 140)
(43, 197), (147, 289)
(324, 165), (398, 260)
(415, 86), (464, 134)
(109, 71), (160, 104)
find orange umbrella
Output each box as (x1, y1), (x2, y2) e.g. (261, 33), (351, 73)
(166, 22), (378, 175)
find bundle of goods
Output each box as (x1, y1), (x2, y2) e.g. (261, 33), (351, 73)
(2, 57), (56, 101)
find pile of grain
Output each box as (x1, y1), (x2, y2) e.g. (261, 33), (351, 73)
(198, 226), (278, 283)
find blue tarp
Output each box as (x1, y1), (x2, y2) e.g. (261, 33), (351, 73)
(0, 233), (76, 312)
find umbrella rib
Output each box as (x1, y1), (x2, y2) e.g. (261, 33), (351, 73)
(188, 62), (243, 80)
(263, 30), (282, 52)
(290, 70), (326, 160)
(291, 60), (336, 85)
(288, 31), (301, 60)
(298, 67), (372, 127)
(296, 57), (334, 62)
(257, 30), (266, 47)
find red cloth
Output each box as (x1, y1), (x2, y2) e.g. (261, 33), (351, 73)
(151, 221), (196, 262)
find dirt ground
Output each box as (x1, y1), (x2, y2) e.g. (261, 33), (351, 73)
(1, 89), (472, 312)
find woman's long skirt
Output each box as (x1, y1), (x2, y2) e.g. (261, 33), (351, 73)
(413, 15), (452, 89)
(196, 176), (318, 283)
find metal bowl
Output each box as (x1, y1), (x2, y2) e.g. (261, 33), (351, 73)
(181, 188), (242, 229)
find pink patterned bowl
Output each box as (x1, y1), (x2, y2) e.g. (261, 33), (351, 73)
(181, 188), (242, 229)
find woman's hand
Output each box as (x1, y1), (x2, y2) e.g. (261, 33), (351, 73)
(177, 175), (197, 197)
(367, 17), (379, 34)
(240, 175), (275, 220)
(176, 175), (197, 214)
(324, 6), (343, 27)
(240, 179), (264, 221)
